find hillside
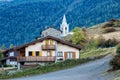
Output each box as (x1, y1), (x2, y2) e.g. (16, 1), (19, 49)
(86, 20), (120, 41)
(0, 0), (120, 47)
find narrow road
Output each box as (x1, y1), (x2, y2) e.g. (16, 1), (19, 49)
(13, 55), (115, 80)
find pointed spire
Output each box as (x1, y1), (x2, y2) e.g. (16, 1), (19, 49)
(63, 15), (66, 22)
(62, 14), (67, 25)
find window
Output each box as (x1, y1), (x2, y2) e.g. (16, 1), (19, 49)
(47, 51), (50, 56)
(10, 52), (14, 56)
(67, 52), (72, 59)
(57, 51), (63, 57)
(29, 51), (32, 56)
(36, 51), (39, 56)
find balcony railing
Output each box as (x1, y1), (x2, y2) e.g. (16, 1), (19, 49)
(17, 56), (55, 62)
(41, 45), (56, 50)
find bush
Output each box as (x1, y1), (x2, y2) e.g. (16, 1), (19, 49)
(85, 39), (98, 50)
(4, 65), (13, 67)
(114, 21), (120, 27)
(103, 27), (116, 33)
(110, 55), (120, 70)
(0, 51), (3, 58)
(85, 37), (117, 49)
(101, 39), (118, 48)
(110, 44), (120, 70)
(116, 44), (120, 55)
(97, 36), (106, 47)
(72, 27), (86, 46)
(102, 23), (114, 28)
(102, 19), (120, 28)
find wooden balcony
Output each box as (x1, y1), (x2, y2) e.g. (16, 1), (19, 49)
(41, 45), (56, 50)
(17, 56), (55, 62)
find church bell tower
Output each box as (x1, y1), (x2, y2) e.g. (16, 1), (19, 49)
(60, 15), (69, 37)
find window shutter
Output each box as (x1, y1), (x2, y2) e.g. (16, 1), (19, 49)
(39, 51), (42, 57)
(64, 52), (68, 59)
(50, 51), (52, 57)
(45, 40), (49, 45)
(72, 52), (76, 59)
(32, 51), (35, 56)
(50, 40), (53, 45)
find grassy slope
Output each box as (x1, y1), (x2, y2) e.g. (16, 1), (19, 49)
(86, 22), (120, 41)
(112, 70), (120, 80)
(80, 47), (116, 59)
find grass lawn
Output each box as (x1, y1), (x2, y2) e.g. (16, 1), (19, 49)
(80, 47), (115, 59)
(114, 77), (120, 80)
(113, 70), (120, 80)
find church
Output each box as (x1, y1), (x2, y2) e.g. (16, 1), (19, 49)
(39, 15), (72, 39)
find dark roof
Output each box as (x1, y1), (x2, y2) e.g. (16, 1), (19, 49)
(41, 26), (62, 33)
(3, 36), (82, 53)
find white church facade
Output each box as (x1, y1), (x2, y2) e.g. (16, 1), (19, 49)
(40, 15), (72, 38)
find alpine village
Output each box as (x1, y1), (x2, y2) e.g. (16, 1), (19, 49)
(0, 0), (120, 80)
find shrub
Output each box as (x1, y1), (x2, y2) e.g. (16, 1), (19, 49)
(102, 23), (114, 28)
(114, 21), (120, 27)
(103, 27), (116, 33)
(110, 55), (120, 70)
(85, 39), (98, 50)
(110, 44), (120, 70)
(97, 36), (106, 47)
(0, 51), (3, 66)
(5, 65), (13, 67)
(84, 36), (106, 50)
(101, 39), (118, 48)
(82, 27), (87, 32)
(72, 27), (86, 46)
(0, 51), (3, 58)
(116, 44), (120, 55)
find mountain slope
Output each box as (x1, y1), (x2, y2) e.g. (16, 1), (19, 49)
(0, 0), (120, 47)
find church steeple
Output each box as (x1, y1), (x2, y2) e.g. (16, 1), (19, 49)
(60, 14), (69, 37)
(62, 15), (67, 24)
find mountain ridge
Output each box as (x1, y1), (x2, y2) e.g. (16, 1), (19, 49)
(0, 0), (120, 47)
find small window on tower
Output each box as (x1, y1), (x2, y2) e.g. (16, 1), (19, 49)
(65, 27), (67, 30)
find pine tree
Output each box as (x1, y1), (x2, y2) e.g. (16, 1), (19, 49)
(9, 44), (14, 48)
(0, 44), (5, 50)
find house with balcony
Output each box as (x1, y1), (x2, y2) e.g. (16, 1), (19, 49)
(1, 36), (82, 66)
